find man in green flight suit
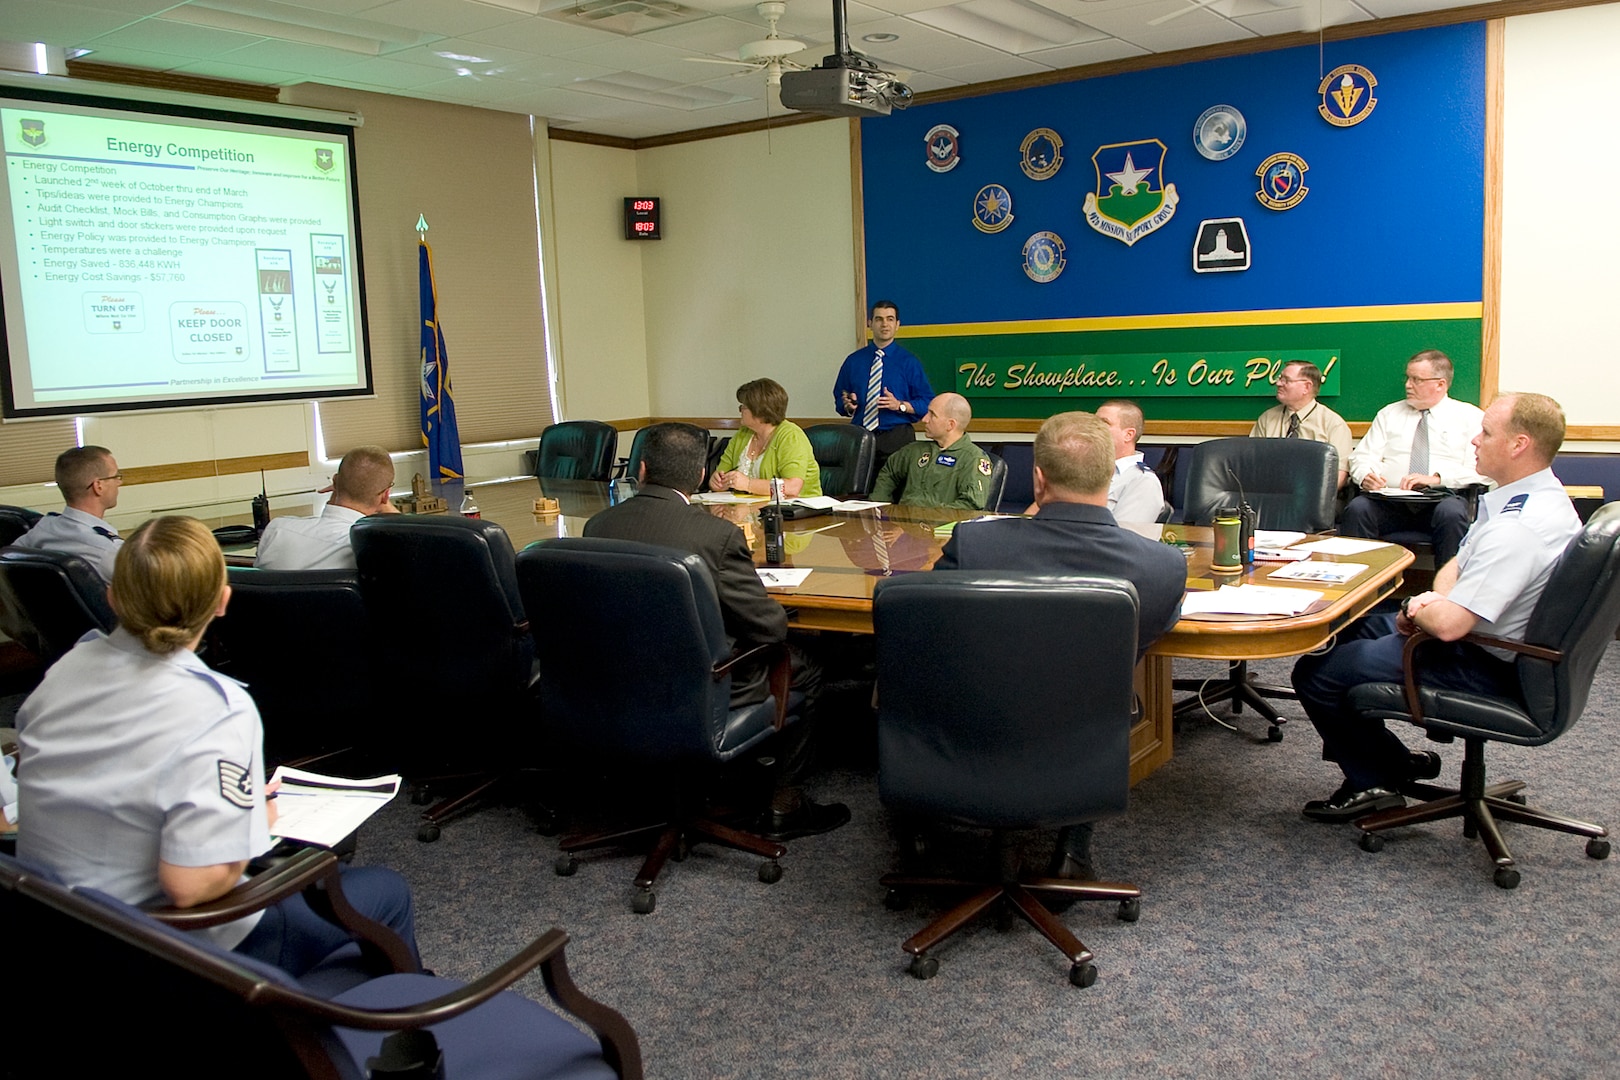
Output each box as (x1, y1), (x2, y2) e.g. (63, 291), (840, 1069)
(869, 392), (992, 510)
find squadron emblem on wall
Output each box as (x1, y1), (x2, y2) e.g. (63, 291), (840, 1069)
(972, 183), (1014, 233)
(1255, 152), (1309, 210)
(924, 124), (961, 172)
(1193, 105), (1246, 161)
(1318, 65), (1378, 127)
(1019, 128), (1063, 180)
(1022, 232), (1067, 283)
(1083, 139), (1179, 246)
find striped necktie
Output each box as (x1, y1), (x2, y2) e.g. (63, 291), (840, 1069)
(1408, 409), (1430, 476)
(862, 348), (884, 432)
(1285, 412), (1301, 438)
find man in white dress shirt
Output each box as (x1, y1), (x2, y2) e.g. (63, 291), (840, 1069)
(15, 446), (125, 584)
(254, 446), (397, 571)
(1021, 401), (1163, 520)
(1341, 349), (1487, 565)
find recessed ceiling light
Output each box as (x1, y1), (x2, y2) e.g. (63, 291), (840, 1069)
(435, 51), (493, 63)
(863, 32), (899, 42)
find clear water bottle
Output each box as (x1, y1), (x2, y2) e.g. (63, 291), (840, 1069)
(459, 489), (481, 518)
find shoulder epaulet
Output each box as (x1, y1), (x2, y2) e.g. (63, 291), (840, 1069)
(1500, 493), (1529, 516)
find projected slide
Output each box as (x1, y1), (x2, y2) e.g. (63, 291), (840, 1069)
(0, 93), (372, 417)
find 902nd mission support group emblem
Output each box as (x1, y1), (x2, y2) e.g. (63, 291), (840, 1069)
(1083, 139), (1178, 247)
(972, 184), (1014, 233)
(1318, 65), (1377, 127)
(1255, 152), (1309, 210)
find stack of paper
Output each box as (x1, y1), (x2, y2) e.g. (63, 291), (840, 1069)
(269, 767), (402, 848)
(1254, 530), (1307, 548)
(1181, 584), (1324, 616)
(1266, 561), (1368, 585)
(1291, 537), (1391, 556)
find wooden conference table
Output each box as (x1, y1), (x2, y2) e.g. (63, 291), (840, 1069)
(225, 475), (1413, 787)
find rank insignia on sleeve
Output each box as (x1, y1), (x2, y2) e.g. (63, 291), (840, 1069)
(218, 760), (254, 809)
(1020, 128), (1063, 180)
(1318, 65), (1377, 127)
(972, 184), (1014, 233)
(1083, 139), (1178, 246)
(1022, 232), (1066, 283)
(925, 124), (961, 173)
(977, 458), (993, 476)
(1255, 152), (1309, 211)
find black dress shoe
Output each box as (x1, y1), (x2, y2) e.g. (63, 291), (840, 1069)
(1042, 854), (1097, 913)
(1302, 784), (1405, 823)
(1406, 750), (1442, 781)
(761, 799), (851, 841)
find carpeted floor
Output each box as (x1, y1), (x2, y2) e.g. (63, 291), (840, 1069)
(346, 649), (1620, 1080)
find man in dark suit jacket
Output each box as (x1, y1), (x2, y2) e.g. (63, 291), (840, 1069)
(934, 411), (1188, 879)
(583, 423), (847, 840)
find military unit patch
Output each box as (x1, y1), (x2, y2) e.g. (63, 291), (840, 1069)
(1083, 139), (1178, 246)
(1022, 231), (1066, 283)
(1193, 217), (1250, 273)
(977, 457), (993, 476)
(972, 183), (1014, 233)
(19, 117), (45, 148)
(925, 124), (961, 173)
(1020, 128), (1063, 181)
(1319, 65), (1378, 127)
(1193, 105), (1246, 161)
(1255, 152), (1309, 211)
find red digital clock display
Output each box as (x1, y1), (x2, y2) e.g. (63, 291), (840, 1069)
(624, 196), (661, 240)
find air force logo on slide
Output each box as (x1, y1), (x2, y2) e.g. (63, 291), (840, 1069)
(315, 147), (335, 172)
(20, 118), (45, 148)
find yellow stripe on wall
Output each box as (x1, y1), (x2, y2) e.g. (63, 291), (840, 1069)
(903, 302), (1484, 338)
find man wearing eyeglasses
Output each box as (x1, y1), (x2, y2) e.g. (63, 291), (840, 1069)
(1250, 360), (1352, 489)
(1341, 349), (1486, 565)
(16, 446), (125, 583)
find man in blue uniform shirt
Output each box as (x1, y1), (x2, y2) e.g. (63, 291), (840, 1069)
(935, 410), (1187, 879)
(833, 300), (934, 473)
(1292, 392), (1582, 822)
(16, 445), (125, 583)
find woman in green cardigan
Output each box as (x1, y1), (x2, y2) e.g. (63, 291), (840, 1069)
(710, 378), (823, 498)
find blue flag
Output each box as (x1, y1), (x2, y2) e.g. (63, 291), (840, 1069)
(419, 240), (464, 480)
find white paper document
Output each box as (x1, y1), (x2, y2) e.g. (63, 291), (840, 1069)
(1253, 547), (1311, 562)
(757, 567), (814, 588)
(1375, 487), (1435, 498)
(830, 499), (889, 512)
(1181, 584), (1324, 616)
(692, 492), (767, 504)
(1254, 530), (1307, 549)
(269, 767), (402, 848)
(1291, 537), (1392, 556)
(1265, 561), (1369, 585)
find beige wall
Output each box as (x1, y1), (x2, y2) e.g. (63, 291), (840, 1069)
(634, 119), (857, 422)
(544, 140), (650, 422)
(1499, 3), (1620, 428)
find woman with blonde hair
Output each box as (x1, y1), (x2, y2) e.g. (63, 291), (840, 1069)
(16, 515), (417, 974)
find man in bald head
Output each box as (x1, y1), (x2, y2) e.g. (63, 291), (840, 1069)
(254, 446), (399, 571)
(868, 393), (993, 511)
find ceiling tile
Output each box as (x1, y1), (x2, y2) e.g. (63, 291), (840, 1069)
(84, 18), (266, 58)
(215, 36), (385, 74)
(1077, 2), (1257, 49)
(1020, 34), (1147, 68)
(167, 57), (306, 82)
(1232, 0), (1373, 34)
(930, 52), (1054, 82)
(558, 37), (702, 68)
(0, 0), (144, 44)
(637, 13), (773, 53)
(359, 0), (530, 36)
(840, 15), (1017, 69)
(1351, 0), (1470, 15)
(774, 1), (891, 38)
(58, 43), (194, 70)
(327, 54), (454, 86)
(899, 69), (965, 91)
(910, 0), (1108, 53)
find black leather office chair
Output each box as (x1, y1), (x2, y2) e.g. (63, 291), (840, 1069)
(0, 850), (643, 1079)
(1349, 502), (1620, 889)
(518, 538), (795, 915)
(805, 424), (877, 498)
(983, 451), (1009, 513)
(205, 568), (376, 768)
(1173, 437), (1341, 740)
(0, 547), (117, 667)
(0, 505), (42, 547)
(537, 421), (619, 482)
(613, 427), (652, 482)
(874, 573), (1143, 987)
(351, 516), (537, 842)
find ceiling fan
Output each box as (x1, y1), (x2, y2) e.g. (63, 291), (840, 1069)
(685, 1), (810, 88)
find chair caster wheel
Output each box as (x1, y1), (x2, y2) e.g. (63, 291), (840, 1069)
(1069, 962), (1098, 988)
(908, 954), (939, 981)
(1266, 725), (1283, 743)
(416, 823), (441, 843)
(532, 812), (560, 837)
(1494, 866), (1521, 890)
(758, 860), (783, 884)
(1587, 838), (1611, 860)
(883, 888), (907, 911)
(1359, 832), (1384, 853)
(554, 854), (579, 877)
(632, 888), (657, 914)
(410, 787), (432, 806)
(1117, 897), (1141, 923)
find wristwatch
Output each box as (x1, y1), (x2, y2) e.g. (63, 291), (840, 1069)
(1399, 596), (1416, 620)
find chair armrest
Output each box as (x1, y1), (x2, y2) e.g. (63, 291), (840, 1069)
(1399, 629), (1564, 723)
(713, 641), (791, 730)
(255, 928), (644, 1080)
(147, 845), (419, 975)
